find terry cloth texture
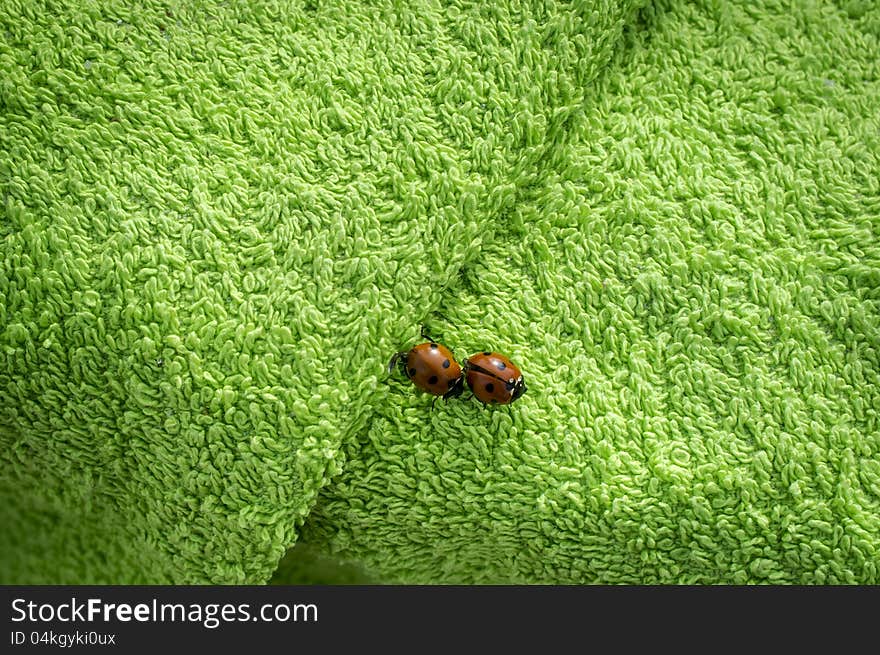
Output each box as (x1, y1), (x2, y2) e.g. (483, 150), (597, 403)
(1, 0), (878, 584)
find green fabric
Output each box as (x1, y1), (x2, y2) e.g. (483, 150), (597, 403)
(1, 0), (878, 584)
(270, 542), (377, 585)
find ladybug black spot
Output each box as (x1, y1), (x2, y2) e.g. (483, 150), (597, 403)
(408, 368), (417, 377)
(485, 382), (495, 393)
(442, 359), (450, 368)
(483, 351), (491, 356)
(428, 375), (439, 385)
(496, 361), (507, 370)
(430, 343), (438, 349)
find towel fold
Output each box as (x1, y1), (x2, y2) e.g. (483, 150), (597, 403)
(2, 0), (878, 584)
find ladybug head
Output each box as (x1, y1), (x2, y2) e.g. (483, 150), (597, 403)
(443, 374), (465, 401)
(510, 376), (526, 403)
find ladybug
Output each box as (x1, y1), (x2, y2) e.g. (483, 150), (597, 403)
(388, 332), (465, 406)
(463, 351), (526, 406)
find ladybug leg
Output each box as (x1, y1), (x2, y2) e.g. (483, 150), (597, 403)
(431, 396), (438, 411)
(419, 325), (436, 342)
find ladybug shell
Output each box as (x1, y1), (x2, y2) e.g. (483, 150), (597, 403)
(465, 352), (526, 405)
(405, 342), (463, 397)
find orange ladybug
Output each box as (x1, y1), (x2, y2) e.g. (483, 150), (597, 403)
(463, 351), (526, 406)
(388, 333), (465, 405)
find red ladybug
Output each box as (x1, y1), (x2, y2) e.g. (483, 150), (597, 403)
(388, 333), (465, 405)
(463, 351), (526, 406)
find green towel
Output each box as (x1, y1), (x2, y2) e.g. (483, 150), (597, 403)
(2, 0), (878, 584)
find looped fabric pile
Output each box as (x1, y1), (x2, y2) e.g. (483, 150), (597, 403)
(1, 0), (878, 584)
